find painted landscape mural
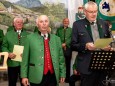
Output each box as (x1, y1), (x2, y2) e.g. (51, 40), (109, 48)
(0, 0), (67, 33)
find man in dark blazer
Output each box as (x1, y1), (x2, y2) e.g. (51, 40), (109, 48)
(2, 17), (28, 86)
(71, 1), (111, 86)
(21, 15), (66, 86)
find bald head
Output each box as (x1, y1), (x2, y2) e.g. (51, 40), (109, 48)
(36, 15), (49, 25)
(63, 18), (69, 28)
(36, 15), (50, 34)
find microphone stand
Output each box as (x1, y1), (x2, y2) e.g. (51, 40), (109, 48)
(109, 29), (115, 48)
(104, 29), (115, 86)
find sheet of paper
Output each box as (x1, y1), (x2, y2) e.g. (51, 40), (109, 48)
(12, 45), (24, 62)
(94, 38), (112, 49)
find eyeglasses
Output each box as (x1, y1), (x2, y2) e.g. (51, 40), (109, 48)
(85, 9), (97, 14)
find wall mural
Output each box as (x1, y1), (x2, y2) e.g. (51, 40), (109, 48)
(0, 0), (67, 34)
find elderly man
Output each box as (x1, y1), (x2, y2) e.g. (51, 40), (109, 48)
(21, 15), (66, 86)
(56, 18), (72, 82)
(2, 17), (28, 86)
(71, 1), (111, 86)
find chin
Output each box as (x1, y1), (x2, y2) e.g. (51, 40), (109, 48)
(41, 30), (47, 32)
(91, 19), (96, 22)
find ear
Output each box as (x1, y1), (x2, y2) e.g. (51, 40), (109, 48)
(36, 23), (39, 27)
(84, 10), (86, 15)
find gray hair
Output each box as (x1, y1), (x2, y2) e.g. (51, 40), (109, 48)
(84, 1), (97, 10)
(13, 17), (24, 23)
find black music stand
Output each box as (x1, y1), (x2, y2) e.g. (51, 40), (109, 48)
(89, 51), (115, 86)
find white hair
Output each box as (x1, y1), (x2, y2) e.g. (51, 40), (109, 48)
(13, 17), (24, 23)
(84, 1), (97, 10)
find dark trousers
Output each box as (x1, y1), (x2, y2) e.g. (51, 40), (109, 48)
(63, 47), (72, 82)
(80, 71), (107, 86)
(69, 75), (81, 86)
(8, 66), (23, 86)
(30, 71), (57, 86)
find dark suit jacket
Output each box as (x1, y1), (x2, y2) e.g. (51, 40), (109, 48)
(71, 18), (110, 74)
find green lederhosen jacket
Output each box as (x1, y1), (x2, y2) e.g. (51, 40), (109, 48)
(2, 29), (29, 67)
(56, 27), (72, 48)
(21, 32), (66, 85)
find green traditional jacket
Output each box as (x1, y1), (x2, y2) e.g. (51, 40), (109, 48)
(7, 26), (27, 32)
(21, 32), (66, 85)
(2, 29), (29, 67)
(7, 26), (14, 32)
(56, 27), (72, 48)
(34, 26), (38, 32)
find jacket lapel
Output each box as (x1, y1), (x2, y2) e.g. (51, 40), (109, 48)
(85, 19), (104, 40)
(97, 20), (104, 38)
(86, 24), (92, 38)
(85, 19), (93, 41)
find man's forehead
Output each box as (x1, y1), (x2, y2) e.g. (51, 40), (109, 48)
(39, 16), (48, 21)
(63, 18), (69, 22)
(14, 18), (23, 23)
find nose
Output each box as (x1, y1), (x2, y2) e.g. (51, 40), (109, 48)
(43, 22), (46, 25)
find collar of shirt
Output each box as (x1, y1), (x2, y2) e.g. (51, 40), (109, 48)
(17, 30), (21, 35)
(63, 26), (68, 29)
(90, 20), (96, 25)
(41, 33), (48, 40)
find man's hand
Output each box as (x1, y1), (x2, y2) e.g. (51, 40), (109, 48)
(8, 53), (16, 59)
(62, 43), (66, 48)
(60, 77), (65, 83)
(101, 45), (111, 51)
(22, 78), (29, 86)
(0, 54), (1, 59)
(20, 53), (23, 57)
(86, 42), (96, 50)
(62, 43), (66, 50)
(73, 70), (80, 75)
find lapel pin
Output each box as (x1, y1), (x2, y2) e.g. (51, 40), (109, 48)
(85, 25), (87, 28)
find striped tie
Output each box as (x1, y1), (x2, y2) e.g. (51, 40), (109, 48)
(17, 30), (21, 45)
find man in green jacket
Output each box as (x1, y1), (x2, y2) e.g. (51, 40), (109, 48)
(2, 17), (28, 86)
(56, 18), (72, 82)
(21, 15), (66, 86)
